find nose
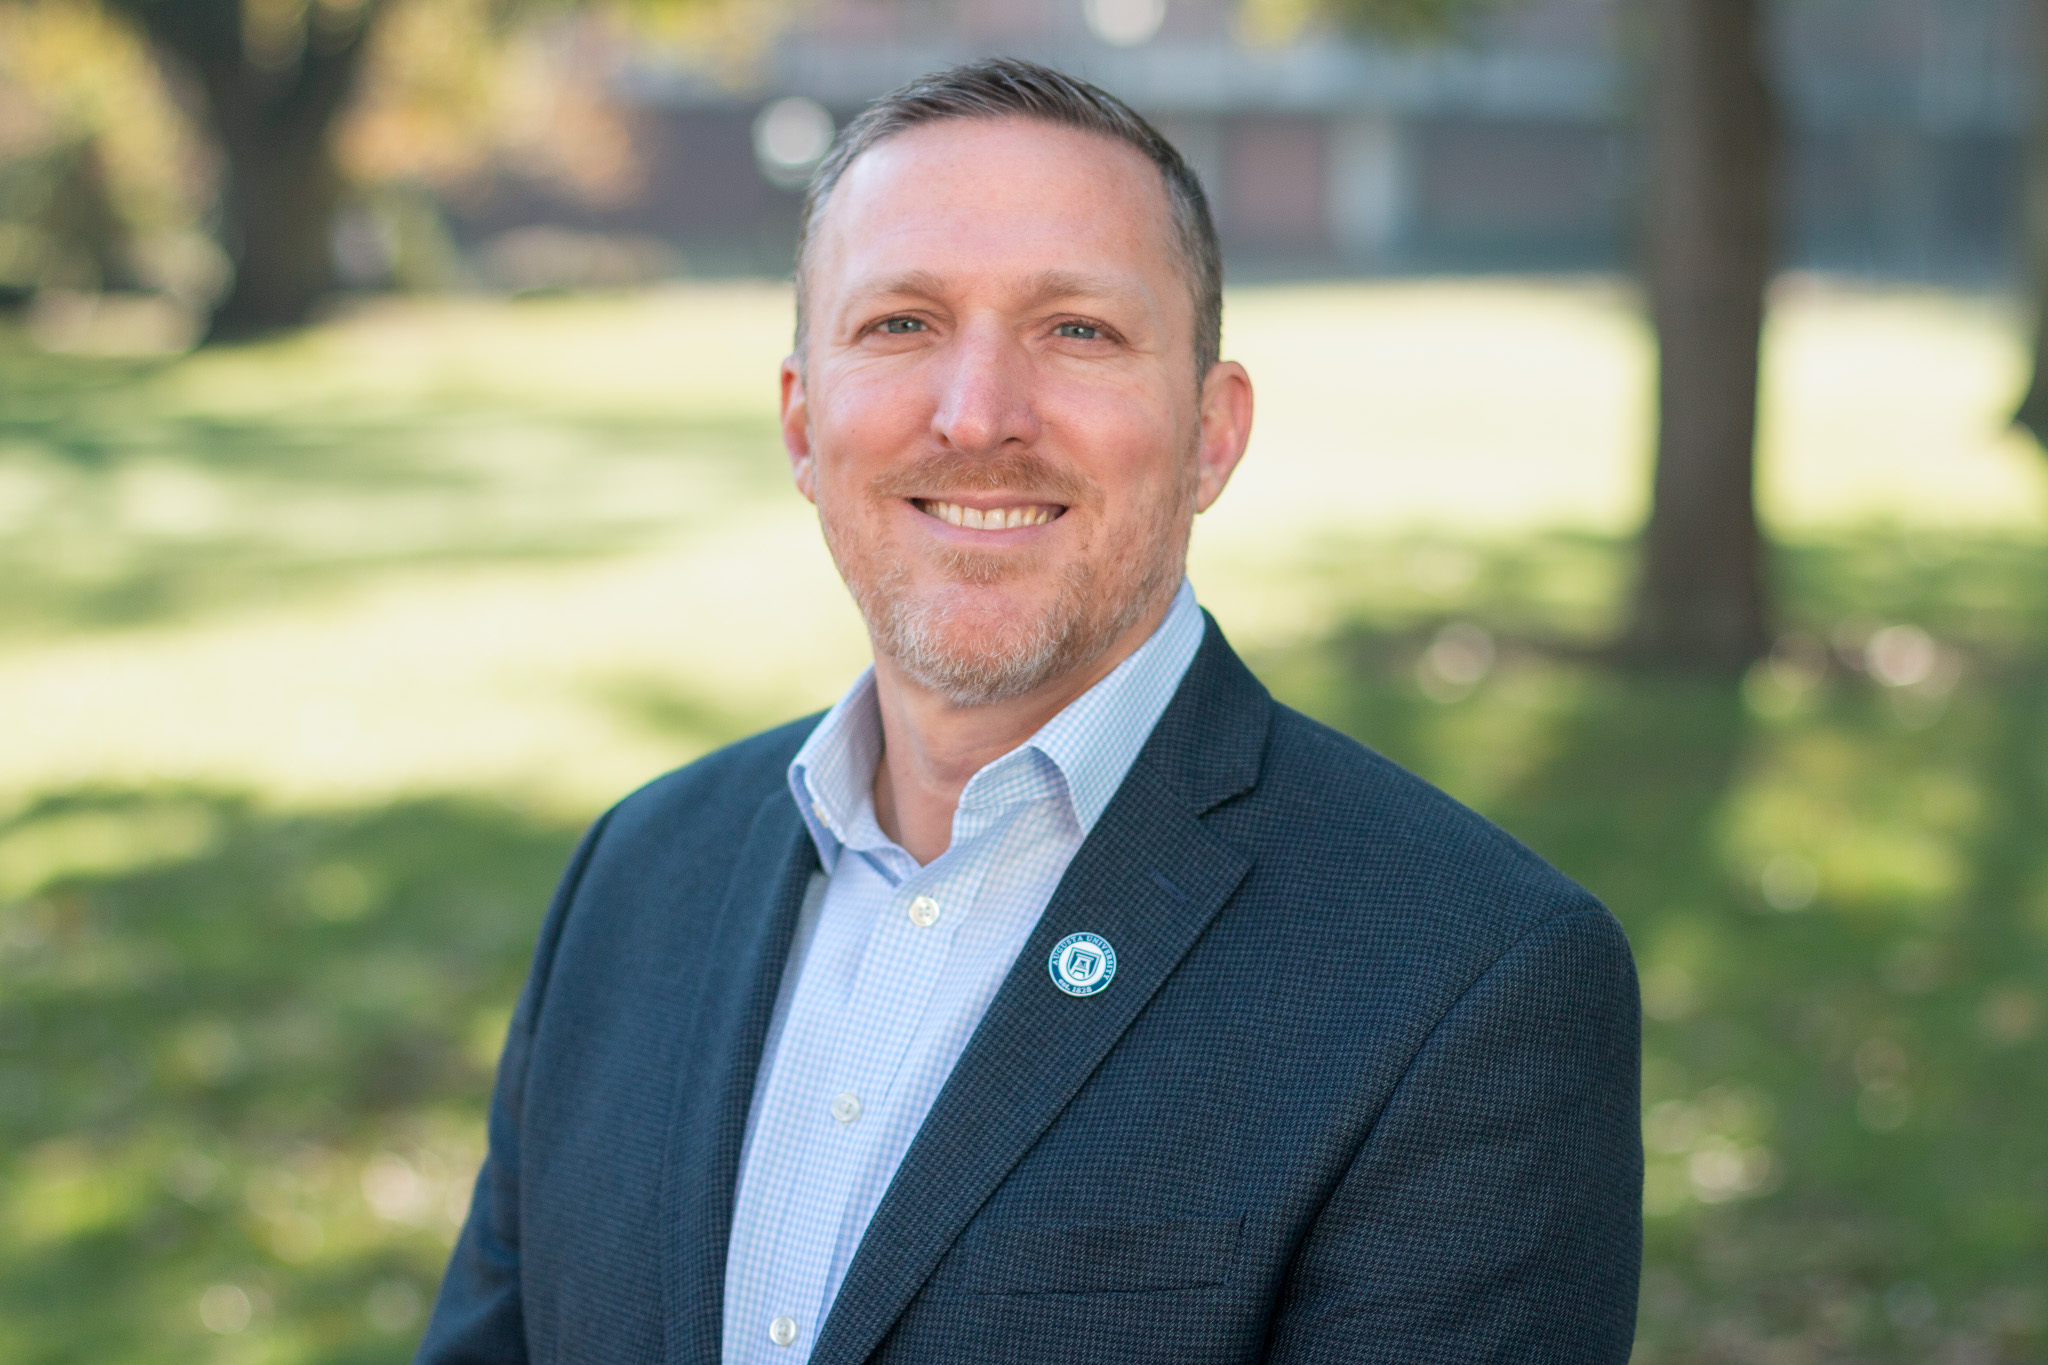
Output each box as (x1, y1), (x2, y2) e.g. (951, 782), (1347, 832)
(929, 319), (1040, 455)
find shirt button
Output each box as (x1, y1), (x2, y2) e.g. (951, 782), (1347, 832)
(811, 800), (831, 825)
(908, 895), (941, 928)
(769, 1315), (797, 1347)
(830, 1092), (862, 1124)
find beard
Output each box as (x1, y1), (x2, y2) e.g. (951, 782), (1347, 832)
(818, 448), (1194, 707)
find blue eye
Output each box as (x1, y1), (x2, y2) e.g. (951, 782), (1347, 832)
(881, 317), (926, 334)
(1056, 323), (1100, 340)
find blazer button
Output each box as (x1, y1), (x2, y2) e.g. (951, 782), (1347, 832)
(769, 1315), (797, 1347)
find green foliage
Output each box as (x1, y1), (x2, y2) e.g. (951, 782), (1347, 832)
(1242, 0), (1508, 44)
(0, 0), (221, 298)
(1318, 0), (1505, 38)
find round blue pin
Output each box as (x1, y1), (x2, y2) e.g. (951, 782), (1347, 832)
(1048, 932), (1117, 997)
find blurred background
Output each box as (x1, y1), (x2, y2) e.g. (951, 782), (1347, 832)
(2, 0), (2045, 1360)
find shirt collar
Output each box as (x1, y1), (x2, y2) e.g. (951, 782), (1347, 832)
(1012, 578), (1203, 833)
(788, 579), (1205, 870)
(787, 670), (886, 874)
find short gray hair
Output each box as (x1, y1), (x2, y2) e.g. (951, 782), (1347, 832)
(793, 58), (1223, 380)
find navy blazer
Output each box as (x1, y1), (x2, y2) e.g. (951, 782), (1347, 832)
(418, 617), (1641, 1364)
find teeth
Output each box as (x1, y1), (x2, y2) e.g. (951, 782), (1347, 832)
(918, 500), (1058, 529)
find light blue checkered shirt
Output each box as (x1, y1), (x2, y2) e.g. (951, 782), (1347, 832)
(720, 580), (1205, 1364)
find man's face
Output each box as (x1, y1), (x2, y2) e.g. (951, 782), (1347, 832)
(782, 116), (1251, 706)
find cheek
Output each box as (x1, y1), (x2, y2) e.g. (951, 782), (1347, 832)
(811, 414), (909, 539)
(809, 422), (885, 508)
(818, 368), (930, 459)
(1062, 394), (1191, 507)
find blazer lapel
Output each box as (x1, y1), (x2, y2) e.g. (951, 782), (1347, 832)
(808, 622), (1271, 1365)
(660, 788), (816, 1365)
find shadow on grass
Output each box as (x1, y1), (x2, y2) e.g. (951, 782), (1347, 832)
(0, 789), (583, 1363)
(0, 329), (789, 641)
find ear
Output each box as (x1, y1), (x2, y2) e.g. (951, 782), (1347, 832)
(781, 355), (816, 504)
(1193, 360), (1253, 514)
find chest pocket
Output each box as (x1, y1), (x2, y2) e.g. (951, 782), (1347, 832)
(924, 1215), (1241, 1297)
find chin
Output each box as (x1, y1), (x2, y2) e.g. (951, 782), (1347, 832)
(881, 579), (1085, 706)
(918, 575), (1051, 621)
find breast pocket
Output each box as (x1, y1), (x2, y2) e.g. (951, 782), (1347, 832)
(924, 1215), (1241, 1297)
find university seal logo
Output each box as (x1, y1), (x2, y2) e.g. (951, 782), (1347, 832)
(1048, 932), (1117, 997)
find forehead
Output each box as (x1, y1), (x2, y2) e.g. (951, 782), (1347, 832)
(806, 116), (1183, 305)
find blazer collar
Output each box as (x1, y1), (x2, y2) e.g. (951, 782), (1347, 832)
(806, 614), (1272, 1365)
(1133, 609), (1271, 817)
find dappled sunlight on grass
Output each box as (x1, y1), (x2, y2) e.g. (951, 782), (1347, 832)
(0, 297), (793, 644)
(1214, 278), (1653, 537)
(0, 790), (580, 1362)
(1760, 280), (2044, 532)
(0, 518), (867, 813)
(3, 281), (2047, 1362)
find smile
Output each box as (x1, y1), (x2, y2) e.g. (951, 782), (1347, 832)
(912, 499), (1065, 530)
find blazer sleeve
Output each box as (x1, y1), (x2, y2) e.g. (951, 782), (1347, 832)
(1264, 903), (1643, 1365)
(413, 808), (616, 1365)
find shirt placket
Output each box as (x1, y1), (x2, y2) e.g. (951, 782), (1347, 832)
(743, 847), (963, 1354)
(819, 860), (967, 1148)
(742, 1116), (842, 1361)
(818, 802), (1024, 1289)
(734, 919), (872, 1361)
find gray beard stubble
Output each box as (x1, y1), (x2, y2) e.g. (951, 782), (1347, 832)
(820, 465), (1194, 707)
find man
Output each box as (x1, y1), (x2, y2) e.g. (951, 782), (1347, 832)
(418, 59), (1641, 1365)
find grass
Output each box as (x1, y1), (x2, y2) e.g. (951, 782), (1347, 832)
(2, 280), (2045, 1362)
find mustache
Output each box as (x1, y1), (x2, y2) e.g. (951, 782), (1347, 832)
(870, 451), (1093, 508)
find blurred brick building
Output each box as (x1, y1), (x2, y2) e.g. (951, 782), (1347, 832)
(446, 0), (2031, 284)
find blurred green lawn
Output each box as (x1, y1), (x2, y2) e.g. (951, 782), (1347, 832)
(2, 280), (2045, 1363)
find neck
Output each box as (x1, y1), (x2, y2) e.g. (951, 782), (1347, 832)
(870, 589), (1179, 865)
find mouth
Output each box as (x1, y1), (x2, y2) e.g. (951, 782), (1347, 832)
(912, 498), (1066, 531)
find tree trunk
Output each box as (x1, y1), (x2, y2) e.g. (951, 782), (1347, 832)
(118, 0), (377, 339)
(2012, 0), (2048, 444)
(1630, 0), (1777, 673)
(207, 95), (353, 337)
